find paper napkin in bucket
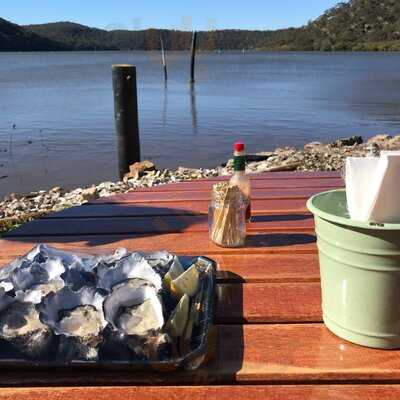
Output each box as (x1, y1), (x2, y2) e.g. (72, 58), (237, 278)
(346, 151), (400, 223)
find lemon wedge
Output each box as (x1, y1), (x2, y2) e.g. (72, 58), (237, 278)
(166, 294), (190, 338)
(163, 257), (185, 290)
(170, 264), (200, 299)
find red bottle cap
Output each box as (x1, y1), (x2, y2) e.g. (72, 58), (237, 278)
(234, 142), (245, 152)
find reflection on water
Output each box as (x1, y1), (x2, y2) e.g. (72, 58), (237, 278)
(162, 82), (168, 129)
(1, 51), (400, 196)
(162, 82), (198, 134)
(190, 83), (198, 133)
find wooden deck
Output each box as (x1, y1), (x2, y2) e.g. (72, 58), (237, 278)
(1, 171), (400, 399)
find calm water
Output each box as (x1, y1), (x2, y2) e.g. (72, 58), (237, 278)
(1, 51), (400, 197)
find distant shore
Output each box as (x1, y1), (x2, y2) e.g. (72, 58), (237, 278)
(3, 0), (400, 53)
(1, 133), (399, 235)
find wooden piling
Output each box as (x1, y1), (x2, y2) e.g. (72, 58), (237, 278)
(189, 31), (197, 84)
(160, 37), (168, 81)
(112, 64), (140, 180)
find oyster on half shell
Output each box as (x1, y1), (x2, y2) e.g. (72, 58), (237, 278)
(96, 252), (162, 292)
(11, 257), (65, 291)
(117, 296), (163, 336)
(15, 277), (65, 305)
(0, 288), (15, 313)
(142, 251), (175, 276)
(0, 301), (53, 359)
(102, 278), (166, 360)
(40, 287), (106, 361)
(60, 247), (129, 291)
(104, 278), (164, 336)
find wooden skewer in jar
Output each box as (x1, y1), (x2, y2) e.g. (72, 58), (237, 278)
(209, 182), (247, 248)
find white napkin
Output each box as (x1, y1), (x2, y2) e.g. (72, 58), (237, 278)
(346, 151), (400, 223)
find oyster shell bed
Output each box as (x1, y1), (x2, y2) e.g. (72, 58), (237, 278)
(0, 245), (212, 363)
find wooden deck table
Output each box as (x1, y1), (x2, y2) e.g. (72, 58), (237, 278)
(2, 171), (400, 399)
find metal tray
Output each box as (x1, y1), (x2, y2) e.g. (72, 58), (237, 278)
(0, 254), (216, 372)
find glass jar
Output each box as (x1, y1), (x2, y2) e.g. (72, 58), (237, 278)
(208, 186), (247, 248)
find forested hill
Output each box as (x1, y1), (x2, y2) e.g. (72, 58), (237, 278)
(2, 0), (400, 51)
(24, 22), (290, 51)
(302, 0), (400, 51)
(0, 18), (65, 51)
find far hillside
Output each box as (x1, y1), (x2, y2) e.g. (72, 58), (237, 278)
(0, 18), (65, 51)
(1, 0), (400, 51)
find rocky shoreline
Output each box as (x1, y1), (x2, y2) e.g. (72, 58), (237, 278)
(1, 134), (399, 232)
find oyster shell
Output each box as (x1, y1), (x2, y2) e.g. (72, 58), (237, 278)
(0, 257), (22, 282)
(61, 247), (128, 292)
(58, 247), (128, 287)
(0, 288), (15, 313)
(104, 278), (164, 335)
(29, 244), (128, 269)
(0, 245), (68, 294)
(142, 251), (174, 275)
(102, 278), (167, 361)
(0, 281), (13, 292)
(61, 268), (96, 291)
(11, 257), (65, 291)
(15, 277), (65, 305)
(26, 244), (91, 266)
(97, 252), (162, 292)
(92, 247), (129, 266)
(57, 305), (104, 361)
(0, 256), (23, 291)
(40, 287), (106, 361)
(0, 246), (210, 364)
(60, 248), (120, 291)
(117, 297), (163, 336)
(127, 332), (172, 361)
(0, 301), (52, 359)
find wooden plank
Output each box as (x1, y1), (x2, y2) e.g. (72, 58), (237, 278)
(45, 198), (312, 218)
(142, 178), (344, 192)
(6, 214), (315, 237)
(0, 275), (322, 324)
(157, 177), (342, 191)
(1, 385), (399, 400)
(0, 231), (317, 259)
(204, 171), (341, 181)
(0, 253), (320, 284)
(1, 324), (400, 385)
(214, 253), (320, 283)
(220, 323), (400, 383)
(91, 187), (335, 204)
(215, 282), (321, 324)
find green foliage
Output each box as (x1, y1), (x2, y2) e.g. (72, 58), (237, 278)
(23, 21), (115, 50)
(0, 215), (32, 237)
(2, 0), (400, 52)
(304, 0), (400, 51)
(0, 18), (65, 51)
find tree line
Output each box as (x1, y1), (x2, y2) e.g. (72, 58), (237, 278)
(2, 0), (400, 52)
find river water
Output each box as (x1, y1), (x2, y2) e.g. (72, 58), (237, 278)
(1, 51), (400, 197)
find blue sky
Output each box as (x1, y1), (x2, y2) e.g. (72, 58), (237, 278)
(3, 0), (340, 30)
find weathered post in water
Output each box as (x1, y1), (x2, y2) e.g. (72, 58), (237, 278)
(112, 64), (140, 179)
(189, 31), (197, 84)
(160, 37), (168, 81)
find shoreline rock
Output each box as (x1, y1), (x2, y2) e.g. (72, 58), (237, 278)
(1, 134), (400, 226)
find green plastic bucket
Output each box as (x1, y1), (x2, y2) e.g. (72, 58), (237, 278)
(307, 189), (400, 349)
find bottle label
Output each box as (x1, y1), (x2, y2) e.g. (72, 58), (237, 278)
(233, 155), (246, 171)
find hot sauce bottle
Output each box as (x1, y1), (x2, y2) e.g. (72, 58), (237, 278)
(229, 142), (251, 221)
